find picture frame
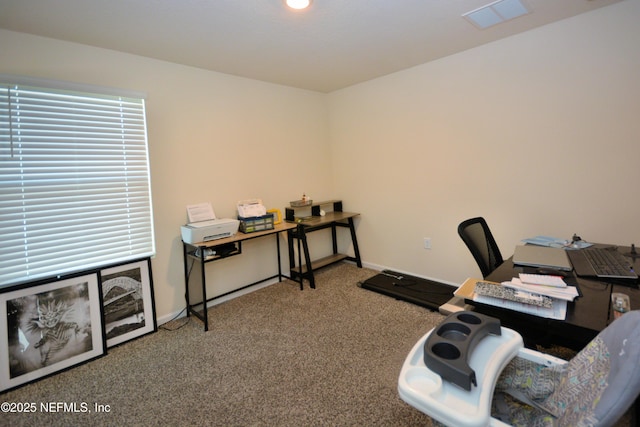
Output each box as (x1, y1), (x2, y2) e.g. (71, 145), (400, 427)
(267, 208), (282, 225)
(99, 258), (157, 348)
(0, 272), (105, 393)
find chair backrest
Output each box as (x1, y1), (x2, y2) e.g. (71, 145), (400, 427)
(591, 310), (640, 426)
(493, 311), (640, 427)
(534, 310), (640, 426)
(458, 217), (503, 278)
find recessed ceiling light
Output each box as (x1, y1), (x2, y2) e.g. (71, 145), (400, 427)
(286, 0), (312, 10)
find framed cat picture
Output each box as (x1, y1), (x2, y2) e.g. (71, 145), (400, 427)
(0, 271), (106, 393)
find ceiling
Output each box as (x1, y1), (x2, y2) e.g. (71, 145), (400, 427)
(0, 0), (623, 93)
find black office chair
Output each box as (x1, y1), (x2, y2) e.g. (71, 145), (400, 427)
(458, 217), (504, 278)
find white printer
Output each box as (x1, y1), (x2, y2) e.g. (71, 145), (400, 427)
(181, 219), (239, 244)
(180, 202), (240, 244)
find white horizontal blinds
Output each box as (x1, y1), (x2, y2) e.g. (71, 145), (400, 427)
(0, 83), (155, 287)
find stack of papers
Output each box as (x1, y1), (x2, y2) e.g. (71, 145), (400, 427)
(504, 274), (579, 302)
(521, 235), (592, 249)
(186, 202), (216, 223)
(454, 278), (571, 320)
(519, 273), (567, 287)
(237, 199), (267, 218)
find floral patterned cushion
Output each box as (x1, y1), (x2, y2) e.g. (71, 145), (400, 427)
(538, 336), (610, 426)
(492, 337), (610, 427)
(495, 355), (565, 400)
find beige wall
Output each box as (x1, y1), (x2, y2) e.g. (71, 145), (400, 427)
(1, 0), (639, 322)
(328, 0), (640, 285)
(0, 29), (333, 321)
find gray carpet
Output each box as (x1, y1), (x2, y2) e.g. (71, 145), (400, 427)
(2, 263), (446, 426)
(2, 262), (634, 426)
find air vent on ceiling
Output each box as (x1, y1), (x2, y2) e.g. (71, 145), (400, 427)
(463, 0), (530, 29)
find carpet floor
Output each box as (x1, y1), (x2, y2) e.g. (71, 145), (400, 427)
(1, 262), (632, 426)
(2, 263), (445, 426)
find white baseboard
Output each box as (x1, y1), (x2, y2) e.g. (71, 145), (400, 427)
(159, 261), (460, 325)
(157, 277), (280, 326)
(361, 261), (459, 288)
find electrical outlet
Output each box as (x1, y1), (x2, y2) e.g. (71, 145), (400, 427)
(423, 237), (431, 249)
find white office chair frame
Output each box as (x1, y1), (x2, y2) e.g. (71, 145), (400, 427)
(398, 323), (566, 427)
(399, 310), (640, 427)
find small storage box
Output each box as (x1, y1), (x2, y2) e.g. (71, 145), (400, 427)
(238, 213), (274, 233)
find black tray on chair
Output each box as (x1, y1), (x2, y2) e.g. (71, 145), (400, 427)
(423, 311), (502, 391)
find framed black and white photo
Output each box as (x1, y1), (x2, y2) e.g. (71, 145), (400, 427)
(0, 272), (105, 393)
(99, 258), (156, 348)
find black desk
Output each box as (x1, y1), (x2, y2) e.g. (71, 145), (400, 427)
(469, 245), (640, 350)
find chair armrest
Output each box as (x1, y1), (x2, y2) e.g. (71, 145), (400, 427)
(516, 347), (568, 368)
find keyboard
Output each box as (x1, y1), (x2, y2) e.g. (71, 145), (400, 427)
(576, 248), (638, 279)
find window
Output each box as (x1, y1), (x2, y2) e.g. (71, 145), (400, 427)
(0, 77), (155, 287)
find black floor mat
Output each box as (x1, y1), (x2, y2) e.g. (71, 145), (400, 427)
(359, 270), (454, 311)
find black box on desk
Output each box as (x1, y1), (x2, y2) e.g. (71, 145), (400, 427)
(238, 214), (274, 233)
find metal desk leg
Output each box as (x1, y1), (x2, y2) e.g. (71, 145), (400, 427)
(295, 231), (303, 289)
(298, 225), (315, 289)
(276, 232), (282, 281)
(184, 243), (210, 331)
(348, 217), (362, 267)
(183, 243), (191, 319)
(199, 249), (209, 331)
(287, 228), (303, 290)
(331, 223), (338, 254)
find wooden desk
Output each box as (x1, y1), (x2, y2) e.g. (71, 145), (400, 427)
(286, 210), (362, 289)
(470, 246), (640, 350)
(182, 222), (297, 331)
